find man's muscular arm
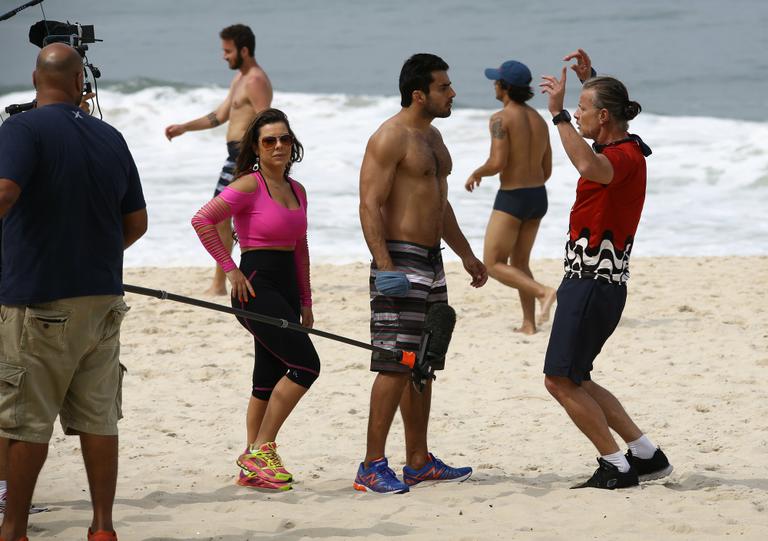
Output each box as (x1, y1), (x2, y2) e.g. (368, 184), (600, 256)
(442, 202), (488, 287)
(359, 127), (405, 270)
(165, 91), (232, 141)
(465, 114), (509, 192)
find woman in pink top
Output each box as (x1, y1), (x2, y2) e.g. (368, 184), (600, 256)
(192, 109), (319, 491)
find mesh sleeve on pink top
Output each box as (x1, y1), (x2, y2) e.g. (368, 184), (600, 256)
(218, 185), (252, 214)
(293, 234), (312, 307)
(191, 197), (237, 273)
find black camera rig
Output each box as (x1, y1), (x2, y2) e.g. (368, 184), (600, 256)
(2, 0), (103, 118)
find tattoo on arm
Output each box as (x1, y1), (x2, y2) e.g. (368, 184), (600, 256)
(207, 112), (221, 128)
(491, 118), (505, 139)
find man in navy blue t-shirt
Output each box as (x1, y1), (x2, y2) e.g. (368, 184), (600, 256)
(0, 43), (147, 541)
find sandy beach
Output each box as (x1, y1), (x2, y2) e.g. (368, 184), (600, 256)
(14, 256), (768, 540)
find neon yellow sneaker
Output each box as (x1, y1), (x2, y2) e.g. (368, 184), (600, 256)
(236, 470), (292, 491)
(237, 441), (293, 483)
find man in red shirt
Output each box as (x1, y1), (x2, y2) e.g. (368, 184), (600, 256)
(539, 49), (672, 489)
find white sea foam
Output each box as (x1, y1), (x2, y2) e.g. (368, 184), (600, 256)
(3, 87), (766, 266)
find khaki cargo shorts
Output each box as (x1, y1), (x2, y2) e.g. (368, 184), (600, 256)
(0, 295), (129, 443)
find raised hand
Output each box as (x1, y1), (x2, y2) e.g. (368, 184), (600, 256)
(563, 48), (593, 83)
(539, 67), (568, 115)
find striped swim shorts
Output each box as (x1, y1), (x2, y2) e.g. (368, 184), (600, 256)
(213, 141), (240, 197)
(369, 240), (448, 373)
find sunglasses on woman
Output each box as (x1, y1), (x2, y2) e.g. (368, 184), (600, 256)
(260, 134), (293, 150)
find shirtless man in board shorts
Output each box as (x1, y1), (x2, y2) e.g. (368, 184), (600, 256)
(165, 24), (272, 295)
(466, 60), (556, 334)
(354, 53), (487, 494)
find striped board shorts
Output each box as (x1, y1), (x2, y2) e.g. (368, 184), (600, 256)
(214, 141), (240, 197)
(369, 240), (448, 373)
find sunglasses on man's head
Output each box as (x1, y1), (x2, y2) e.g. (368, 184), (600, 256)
(260, 134), (293, 149)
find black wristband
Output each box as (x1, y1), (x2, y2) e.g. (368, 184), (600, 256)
(552, 109), (571, 125)
(579, 67), (597, 84)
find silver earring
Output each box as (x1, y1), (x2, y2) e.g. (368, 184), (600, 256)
(251, 157), (260, 172)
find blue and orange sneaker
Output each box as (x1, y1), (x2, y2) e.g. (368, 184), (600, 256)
(402, 453), (472, 487)
(353, 457), (409, 494)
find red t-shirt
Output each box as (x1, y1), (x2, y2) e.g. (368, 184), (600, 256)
(564, 139), (646, 283)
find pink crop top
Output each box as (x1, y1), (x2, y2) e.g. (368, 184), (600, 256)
(191, 171), (312, 306)
(220, 173), (308, 248)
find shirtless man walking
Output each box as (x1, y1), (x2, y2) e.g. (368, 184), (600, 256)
(354, 53), (487, 494)
(165, 24), (272, 295)
(466, 60), (556, 334)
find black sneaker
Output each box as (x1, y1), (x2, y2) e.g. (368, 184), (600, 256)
(571, 458), (639, 490)
(625, 448), (673, 482)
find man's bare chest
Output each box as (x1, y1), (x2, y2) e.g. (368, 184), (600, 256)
(231, 81), (253, 111)
(402, 137), (452, 179)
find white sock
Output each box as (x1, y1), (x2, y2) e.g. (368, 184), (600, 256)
(601, 451), (630, 473)
(628, 435), (657, 459)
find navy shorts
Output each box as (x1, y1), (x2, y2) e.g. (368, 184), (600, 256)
(493, 186), (548, 221)
(543, 277), (627, 384)
(214, 141), (240, 197)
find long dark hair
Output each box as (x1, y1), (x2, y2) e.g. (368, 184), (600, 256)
(583, 76), (642, 131)
(234, 108), (304, 178)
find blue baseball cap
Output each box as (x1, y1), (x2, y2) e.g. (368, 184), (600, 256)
(484, 60), (532, 86)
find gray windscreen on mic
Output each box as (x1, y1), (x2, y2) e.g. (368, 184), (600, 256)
(424, 303), (456, 358)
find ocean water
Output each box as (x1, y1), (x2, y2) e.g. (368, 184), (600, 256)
(2, 0), (766, 119)
(3, 86), (765, 266)
(1, 1), (766, 265)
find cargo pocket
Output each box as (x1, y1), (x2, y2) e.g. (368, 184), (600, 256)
(20, 307), (71, 353)
(0, 362), (25, 429)
(371, 311), (400, 349)
(99, 301), (130, 348)
(116, 362), (127, 421)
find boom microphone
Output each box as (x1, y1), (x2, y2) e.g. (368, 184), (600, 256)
(0, 0), (43, 22)
(424, 303), (456, 361)
(402, 304), (456, 391)
(123, 283), (424, 378)
(123, 284), (456, 393)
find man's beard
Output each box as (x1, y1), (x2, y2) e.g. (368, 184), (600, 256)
(230, 51), (244, 70)
(424, 100), (452, 119)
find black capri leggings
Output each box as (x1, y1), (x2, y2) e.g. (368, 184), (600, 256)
(232, 250), (320, 400)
